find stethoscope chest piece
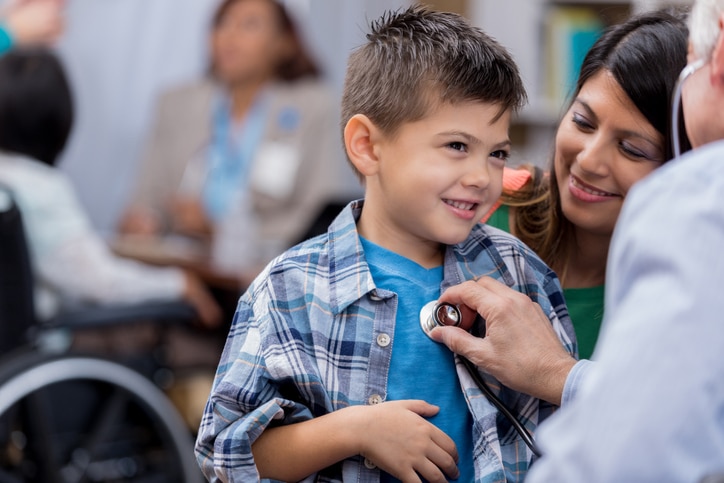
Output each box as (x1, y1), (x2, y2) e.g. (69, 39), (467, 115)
(420, 301), (462, 339)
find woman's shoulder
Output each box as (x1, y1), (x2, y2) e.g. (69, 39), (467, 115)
(153, 78), (216, 117)
(0, 153), (66, 190)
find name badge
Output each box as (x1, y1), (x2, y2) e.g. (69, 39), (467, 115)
(249, 142), (300, 199)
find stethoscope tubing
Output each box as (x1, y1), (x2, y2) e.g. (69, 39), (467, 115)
(421, 301), (542, 457)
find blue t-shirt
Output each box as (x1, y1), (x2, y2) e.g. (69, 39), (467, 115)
(360, 237), (474, 482)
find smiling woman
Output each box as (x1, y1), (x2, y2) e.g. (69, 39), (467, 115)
(483, 10), (690, 359)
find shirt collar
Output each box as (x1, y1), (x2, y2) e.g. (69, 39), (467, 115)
(324, 199), (504, 314)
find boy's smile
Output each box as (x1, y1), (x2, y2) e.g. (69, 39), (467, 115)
(354, 100), (511, 267)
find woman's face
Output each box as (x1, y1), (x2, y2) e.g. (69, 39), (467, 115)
(554, 70), (665, 239)
(211, 0), (291, 85)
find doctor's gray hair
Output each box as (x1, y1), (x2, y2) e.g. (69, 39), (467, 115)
(689, 0), (724, 60)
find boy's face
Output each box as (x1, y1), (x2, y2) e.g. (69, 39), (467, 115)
(362, 101), (511, 261)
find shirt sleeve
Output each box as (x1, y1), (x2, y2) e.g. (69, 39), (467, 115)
(560, 359), (593, 407)
(195, 280), (318, 482)
(37, 232), (185, 308)
(527, 151), (724, 482)
(9, 161), (185, 311)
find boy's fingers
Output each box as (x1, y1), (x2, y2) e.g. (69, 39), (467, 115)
(403, 400), (440, 418)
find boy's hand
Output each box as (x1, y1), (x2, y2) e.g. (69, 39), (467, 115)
(357, 400), (459, 483)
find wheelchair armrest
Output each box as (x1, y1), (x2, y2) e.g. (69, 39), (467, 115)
(43, 300), (198, 330)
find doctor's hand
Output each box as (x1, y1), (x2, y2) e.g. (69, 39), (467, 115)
(430, 277), (576, 406)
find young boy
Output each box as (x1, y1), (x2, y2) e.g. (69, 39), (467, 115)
(195, 6), (576, 482)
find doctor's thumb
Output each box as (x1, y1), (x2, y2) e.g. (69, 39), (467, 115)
(430, 325), (492, 366)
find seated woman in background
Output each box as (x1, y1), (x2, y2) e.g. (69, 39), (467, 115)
(118, 0), (342, 274)
(0, 48), (220, 327)
(482, 10), (691, 359)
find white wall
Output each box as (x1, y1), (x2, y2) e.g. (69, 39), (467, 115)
(56, 0), (408, 235)
(56, 0), (218, 235)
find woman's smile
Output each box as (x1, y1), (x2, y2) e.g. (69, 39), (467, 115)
(568, 174), (619, 202)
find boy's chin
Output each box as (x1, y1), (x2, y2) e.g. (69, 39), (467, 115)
(432, 229), (475, 247)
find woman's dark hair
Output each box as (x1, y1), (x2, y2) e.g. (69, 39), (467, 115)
(0, 48), (73, 166)
(211, 0), (320, 81)
(575, 9), (691, 161)
(505, 10), (690, 281)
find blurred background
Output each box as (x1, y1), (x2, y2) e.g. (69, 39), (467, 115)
(46, 0), (690, 236)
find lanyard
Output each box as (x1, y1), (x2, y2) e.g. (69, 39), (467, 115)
(201, 90), (269, 221)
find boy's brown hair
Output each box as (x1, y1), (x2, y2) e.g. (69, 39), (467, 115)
(341, 5), (527, 179)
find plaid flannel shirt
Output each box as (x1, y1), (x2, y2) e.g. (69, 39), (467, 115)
(196, 200), (576, 482)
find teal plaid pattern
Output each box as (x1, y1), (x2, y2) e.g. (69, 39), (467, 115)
(195, 200), (576, 482)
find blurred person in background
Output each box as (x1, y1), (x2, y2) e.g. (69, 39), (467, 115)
(0, 48), (221, 328)
(0, 0), (64, 53)
(118, 0), (342, 277)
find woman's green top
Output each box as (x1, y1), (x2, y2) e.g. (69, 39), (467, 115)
(485, 204), (604, 359)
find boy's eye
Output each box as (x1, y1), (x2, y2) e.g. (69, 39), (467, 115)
(447, 141), (468, 153)
(490, 150), (509, 161)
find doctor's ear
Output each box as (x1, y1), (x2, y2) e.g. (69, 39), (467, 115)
(712, 12), (724, 86)
(344, 114), (384, 177)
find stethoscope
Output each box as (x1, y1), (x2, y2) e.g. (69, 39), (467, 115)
(419, 301), (542, 457)
(671, 58), (706, 158)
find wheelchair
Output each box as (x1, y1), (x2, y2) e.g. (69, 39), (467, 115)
(0, 187), (204, 482)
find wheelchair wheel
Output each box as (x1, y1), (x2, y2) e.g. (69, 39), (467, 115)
(0, 350), (203, 482)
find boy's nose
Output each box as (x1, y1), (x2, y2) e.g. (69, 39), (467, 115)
(461, 159), (491, 189)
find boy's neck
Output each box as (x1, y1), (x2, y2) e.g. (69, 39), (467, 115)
(356, 205), (444, 269)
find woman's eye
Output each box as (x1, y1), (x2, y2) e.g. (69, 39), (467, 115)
(447, 142), (468, 153)
(620, 142), (653, 160)
(490, 150), (510, 161)
(572, 113), (594, 131)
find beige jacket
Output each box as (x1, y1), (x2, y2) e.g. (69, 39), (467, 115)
(127, 77), (344, 250)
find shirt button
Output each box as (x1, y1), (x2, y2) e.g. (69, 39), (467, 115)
(364, 457), (377, 469)
(368, 394), (383, 405)
(376, 333), (390, 347)
(369, 292), (382, 301)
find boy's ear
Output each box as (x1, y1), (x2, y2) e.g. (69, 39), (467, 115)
(344, 114), (383, 177)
